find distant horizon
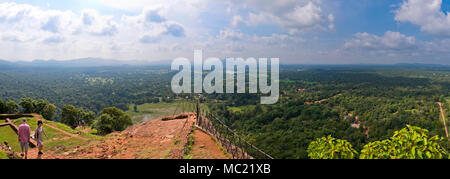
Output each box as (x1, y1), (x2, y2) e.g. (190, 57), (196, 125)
(1, 57), (449, 66)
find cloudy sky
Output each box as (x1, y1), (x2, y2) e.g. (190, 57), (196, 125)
(0, 0), (449, 64)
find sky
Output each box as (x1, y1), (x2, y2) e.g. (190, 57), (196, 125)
(0, 0), (449, 64)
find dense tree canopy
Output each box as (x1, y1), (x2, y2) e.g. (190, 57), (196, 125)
(94, 107), (132, 134)
(61, 105), (95, 129)
(1, 65), (449, 158)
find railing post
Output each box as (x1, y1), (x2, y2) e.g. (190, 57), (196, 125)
(196, 99), (199, 124)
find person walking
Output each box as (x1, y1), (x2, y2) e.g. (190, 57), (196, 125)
(18, 118), (31, 159)
(35, 120), (48, 156)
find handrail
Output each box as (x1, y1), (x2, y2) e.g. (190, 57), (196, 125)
(181, 99), (273, 159)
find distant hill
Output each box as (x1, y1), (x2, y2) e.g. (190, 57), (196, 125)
(1, 58), (449, 69)
(0, 58), (172, 68)
(0, 59), (17, 69)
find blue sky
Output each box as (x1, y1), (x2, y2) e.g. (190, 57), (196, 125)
(0, 0), (449, 64)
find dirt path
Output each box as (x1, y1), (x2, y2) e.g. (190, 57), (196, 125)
(41, 113), (196, 159)
(25, 114), (88, 159)
(16, 113), (229, 159)
(190, 129), (229, 159)
(30, 113), (88, 140)
(437, 102), (449, 138)
(45, 123), (88, 140)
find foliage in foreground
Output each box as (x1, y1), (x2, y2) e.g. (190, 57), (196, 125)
(308, 125), (449, 159)
(307, 136), (357, 159)
(359, 125), (448, 159)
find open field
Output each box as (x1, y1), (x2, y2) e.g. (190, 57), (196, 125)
(126, 101), (196, 123)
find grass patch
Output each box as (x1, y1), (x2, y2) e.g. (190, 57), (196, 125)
(6, 116), (100, 153)
(12, 117), (70, 139)
(0, 150), (7, 159)
(0, 126), (20, 153)
(227, 105), (255, 114)
(80, 132), (103, 140)
(44, 137), (86, 154)
(182, 130), (195, 159)
(45, 120), (79, 134)
(126, 101), (196, 123)
(0, 150), (8, 159)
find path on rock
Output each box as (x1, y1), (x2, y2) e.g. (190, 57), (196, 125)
(190, 129), (229, 159)
(22, 113), (231, 159)
(43, 113), (196, 159)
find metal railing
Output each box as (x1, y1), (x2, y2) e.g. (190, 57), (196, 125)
(190, 101), (273, 159)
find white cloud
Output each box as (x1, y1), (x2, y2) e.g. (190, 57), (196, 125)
(344, 31), (417, 51)
(395, 0), (450, 36)
(218, 29), (244, 41)
(139, 34), (161, 44)
(252, 34), (306, 46)
(42, 35), (65, 44)
(80, 9), (118, 36)
(121, 8), (186, 43)
(228, 0), (334, 34)
(0, 2), (188, 61)
(143, 7), (167, 23)
(231, 15), (243, 27)
(164, 22), (185, 37)
(97, 0), (208, 19)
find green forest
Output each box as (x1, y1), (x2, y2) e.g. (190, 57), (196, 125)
(1, 64), (449, 159)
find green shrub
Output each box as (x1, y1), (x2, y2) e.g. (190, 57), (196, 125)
(94, 107), (132, 134)
(360, 125), (449, 159)
(307, 135), (357, 159)
(308, 125), (449, 159)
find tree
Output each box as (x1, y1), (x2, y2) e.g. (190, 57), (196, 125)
(307, 135), (357, 159)
(5, 100), (18, 114)
(360, 125), (449, 159)
(95, 114), (114, 134)
(61, 105), (80, 129)
(34, 99), (48, 114)
(94, 107), (132, 134)
(61, 105), (95, 129)
(80, 111), (95, 126)
(0, 100), (16, 114)
(19, 98), (35, 113)
(42, 104), (56, 121)
(0, 99), (5, 113)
